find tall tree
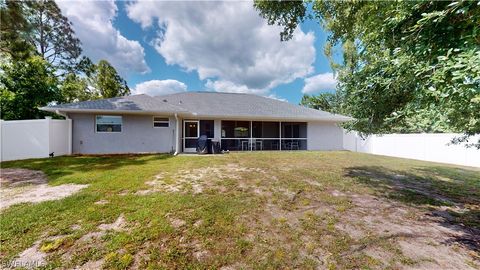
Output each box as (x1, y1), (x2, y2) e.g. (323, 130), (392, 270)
(91, 60), (130, 98)
(1, 0), (99, 118)
(0, 0), (33, 60)
(255, 0), (480, 147)
(0, 56), (59, 119)
(59, 73), (96, 103)
(25, 0), (82, 72)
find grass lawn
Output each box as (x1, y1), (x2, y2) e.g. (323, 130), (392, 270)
(1, 151), (479, 269)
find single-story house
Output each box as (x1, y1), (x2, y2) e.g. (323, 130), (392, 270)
(41, 92), (352, 154)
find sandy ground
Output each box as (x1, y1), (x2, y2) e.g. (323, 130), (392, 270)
(137, 163), (480, 269)
(0, 168), (88, 210)
(4, 241), (47, 269)
(6, 214), (128, 270)
(336, 192), (480, 269)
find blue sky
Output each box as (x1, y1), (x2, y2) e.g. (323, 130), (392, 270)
(58, 1), (340, 104)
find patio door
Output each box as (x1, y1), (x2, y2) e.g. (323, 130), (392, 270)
(183, 120), (199, 153)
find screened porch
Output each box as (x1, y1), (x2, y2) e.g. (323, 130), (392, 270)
(220, 121), (307, 151)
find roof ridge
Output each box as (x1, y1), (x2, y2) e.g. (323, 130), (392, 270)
(155, 91), (253, 97)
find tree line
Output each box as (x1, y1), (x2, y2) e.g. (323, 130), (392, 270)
(255, 0), (480, 147)
(0, 0), (130, 120)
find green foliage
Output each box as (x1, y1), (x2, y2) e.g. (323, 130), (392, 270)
(0, 1), (130, 119)
(61, 59), (130, 102)
(300, 92), (343, 114)
(60, 73), (96, 103)
(0, 56), (59, 119)
(91, 60), (130, 98)
(104, 252), (134, 270)
(254, 0), (307, 41)
(255, 0), (480, 147)
(0, 0), (33, 60)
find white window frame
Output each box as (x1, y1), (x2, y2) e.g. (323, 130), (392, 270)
(153, 116), (170, 128)
(95, 115), (122, 133)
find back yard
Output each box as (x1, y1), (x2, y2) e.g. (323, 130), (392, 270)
(0, 151), (479, 269)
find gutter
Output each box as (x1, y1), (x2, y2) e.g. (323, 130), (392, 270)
(55, 110), (69, 119)
(173, 113), (180, 156)
(40, 107), (190, 115)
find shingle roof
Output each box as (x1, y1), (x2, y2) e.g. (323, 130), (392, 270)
(157, 92), (352, 121)
(41, 94), (187, 113)
(42, 91), (352, 122)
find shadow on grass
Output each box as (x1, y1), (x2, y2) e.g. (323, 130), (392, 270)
(345, 165), (480, 253)
(0, 153), (173, 181)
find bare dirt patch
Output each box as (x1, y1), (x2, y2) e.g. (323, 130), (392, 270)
(0, 168), (88, 210)
(94, 200), (109, 205)
(169, 217), (186, 229)
(62, 214), (128, 268)
(7, 241), (47, 269)
(7, 235), (70, 269)
(0, 168), (47, 187)
(9, 214), (129, 270)
(98, 214), (127, 232)
(335, 191), (480, 269)
(72, 258), (104, 270)
(179, 238), (211, 263)
(234, 173), (480, 269)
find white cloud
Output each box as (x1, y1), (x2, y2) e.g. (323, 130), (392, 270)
(133, 79), (187, 96)
(57, 0), (149, 75)
(205, 80), (287, 101)
(302, 73), (337, 94)
(205, 80), (267, 95)
(267, 93), (288, 102)
(126, 0), (315, 94)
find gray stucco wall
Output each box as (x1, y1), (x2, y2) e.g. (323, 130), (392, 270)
(69, 113), (176, 154)
(307, 121), (344, 151)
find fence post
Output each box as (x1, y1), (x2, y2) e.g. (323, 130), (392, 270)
(67, 118), (72, 155)
(0, 120), (3, 162)
(355, 131), (358, 152)
(45, 116), (52, 156)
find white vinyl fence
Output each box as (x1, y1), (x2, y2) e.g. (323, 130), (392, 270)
(1, 118), (479, 168)
(343, 131), (480, 168)
(0, 117), (72, 162)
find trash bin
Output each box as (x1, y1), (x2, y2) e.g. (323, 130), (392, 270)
(211, 140), (220, 154)
(196, 135), (208, 154)
(207, 139), (212, 154)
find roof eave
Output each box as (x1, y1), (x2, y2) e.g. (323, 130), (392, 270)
(39, 107), (353, 122)
(40, 107), (188, 115)
(184, 113), (353, 122)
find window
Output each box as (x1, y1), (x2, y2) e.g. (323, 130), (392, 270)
(200, 120), (214, 138)
(221, 121), (249, 138)
(252, 121), (279, 138)
(96, 115), (122, 132)
(153, 117), (169, 128)
(281, 122), (307, 138)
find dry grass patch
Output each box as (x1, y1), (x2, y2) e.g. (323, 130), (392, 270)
(137, 163), (270, 195)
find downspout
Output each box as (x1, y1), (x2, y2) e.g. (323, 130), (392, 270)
(173, 113), (180, 155)
(55, 110), (68, 119)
